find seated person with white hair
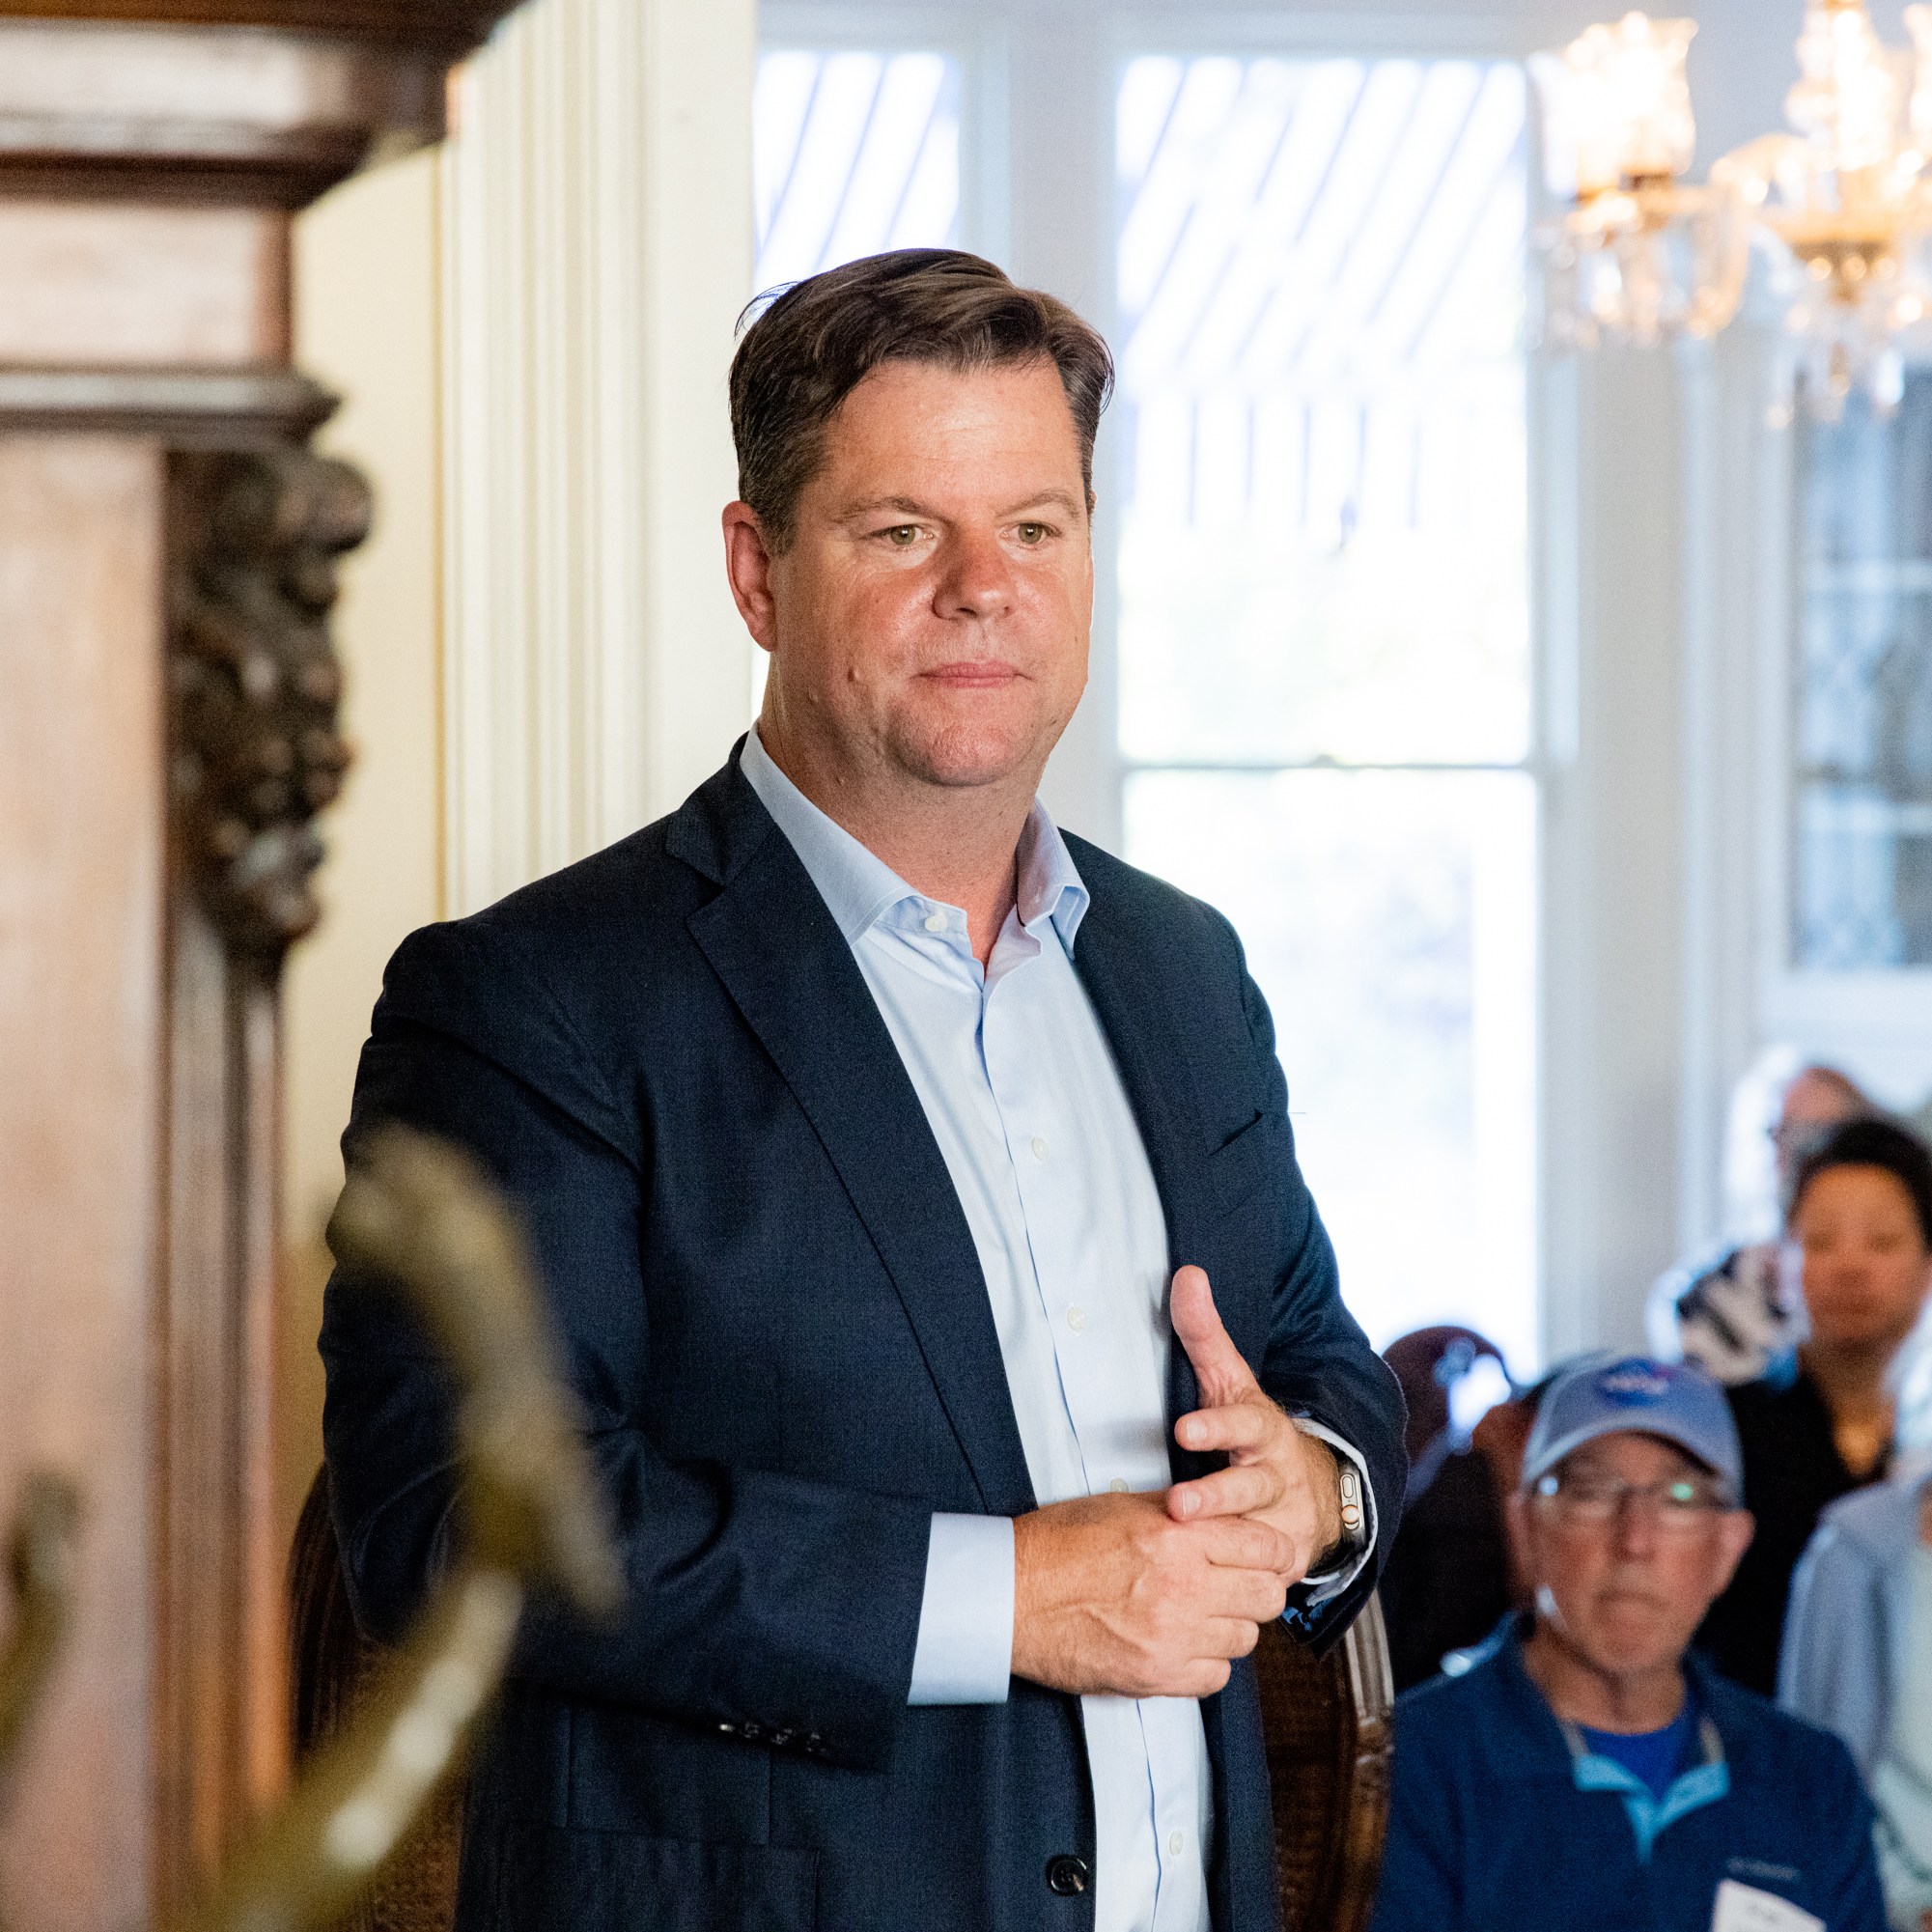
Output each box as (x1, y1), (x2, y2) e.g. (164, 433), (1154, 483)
(1370, 1356), (1885, 1932)
(1650, 1063), (1876, 1386)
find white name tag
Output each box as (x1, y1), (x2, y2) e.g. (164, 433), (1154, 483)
(1709, 1879), (1824, 1932)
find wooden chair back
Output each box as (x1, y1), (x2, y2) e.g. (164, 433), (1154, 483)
(290, 1467), (465, 1932)
(1252, 1595), (1395, 1932)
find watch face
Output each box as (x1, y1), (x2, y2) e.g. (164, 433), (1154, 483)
(1335, 1466), (1364, 1545)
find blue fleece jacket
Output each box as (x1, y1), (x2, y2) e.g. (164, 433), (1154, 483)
(1369, 1616), (1885, 1932)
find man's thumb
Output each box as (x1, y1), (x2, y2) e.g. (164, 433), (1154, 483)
(1169, 1266), (1252, 1400)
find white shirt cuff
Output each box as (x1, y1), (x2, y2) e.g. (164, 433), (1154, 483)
(1289, 1417), (1378, 1607)
(908, 1513), (1015, 1705)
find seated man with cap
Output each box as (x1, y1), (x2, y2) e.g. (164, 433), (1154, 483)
(1370, 1356), (1885, 1932)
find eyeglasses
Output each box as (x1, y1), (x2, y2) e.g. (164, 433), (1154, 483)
(1533, 1471), (1734, 1530)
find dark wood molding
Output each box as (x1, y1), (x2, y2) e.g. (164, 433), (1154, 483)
(0, 366), (337, 442)
(0, 2), (522, 54)
(168, 445), (370, 965)
(0, 141), (379, 210)
(0, 18), (460, 206)
(154, 910), (284, 1909)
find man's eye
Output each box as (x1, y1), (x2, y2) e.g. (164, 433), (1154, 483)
(884, 525), (920, 546)
(1015, 522), (1048, 545)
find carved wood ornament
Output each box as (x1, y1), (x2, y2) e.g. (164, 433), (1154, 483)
(169, 450), (370, 963)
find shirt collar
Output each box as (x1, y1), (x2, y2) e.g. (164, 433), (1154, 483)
(1474, 1613), (1747, 1790)
(740, 726), (1089, 951)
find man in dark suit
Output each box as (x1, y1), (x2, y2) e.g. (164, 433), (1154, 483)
(322, 248), (1405, 1932)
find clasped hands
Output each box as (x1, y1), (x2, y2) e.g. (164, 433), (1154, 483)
(1010, 1265), (1346, 1700)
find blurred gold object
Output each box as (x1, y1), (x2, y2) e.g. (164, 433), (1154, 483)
(176, 1127), (622, 1932)
(0, 1474), (82, 1932)
(0, 1475), (82, 1788)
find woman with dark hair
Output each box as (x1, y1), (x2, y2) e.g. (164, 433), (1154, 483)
(1697, 1118), (1932, 1694)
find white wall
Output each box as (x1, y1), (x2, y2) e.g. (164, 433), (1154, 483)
(441, 0), (757, 912)
(285, 151), (445, 1528)
(282, 0), (757, 1529)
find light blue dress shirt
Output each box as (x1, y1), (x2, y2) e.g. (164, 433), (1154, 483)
(741, 729), (1369, 1932)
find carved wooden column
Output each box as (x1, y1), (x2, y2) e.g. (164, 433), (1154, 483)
(0, 8), (519, 1927)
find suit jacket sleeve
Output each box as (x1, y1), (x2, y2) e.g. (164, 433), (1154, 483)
(320, 919), (933, 1775)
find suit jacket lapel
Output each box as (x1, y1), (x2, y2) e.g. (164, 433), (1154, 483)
(1070, 894), (1220, 1481)
(675, 765), (1036, 1518)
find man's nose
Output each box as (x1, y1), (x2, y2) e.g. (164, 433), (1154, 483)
(1612, 1493), (1662, 1557)
(938, 526), (1017, 620)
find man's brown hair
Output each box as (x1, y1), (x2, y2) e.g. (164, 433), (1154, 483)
(729, 248), (1114, 551)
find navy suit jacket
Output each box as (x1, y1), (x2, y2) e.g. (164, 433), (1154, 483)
(320, 745), (1406, 1932)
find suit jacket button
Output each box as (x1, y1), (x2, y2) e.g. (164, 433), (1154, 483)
(1046, 1856), (1090, 1897)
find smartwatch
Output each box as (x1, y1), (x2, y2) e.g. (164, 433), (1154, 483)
(1313, 1453), (1366, 1575)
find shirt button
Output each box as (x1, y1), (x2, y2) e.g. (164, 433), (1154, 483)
(1066, 1306), (1086, 1332)
(1169, 1830), (1185, 1856)
(922, 910), (947, 934)
(1030, 1135), (1049, 1161)
(1108, 1477), (1129, 1494)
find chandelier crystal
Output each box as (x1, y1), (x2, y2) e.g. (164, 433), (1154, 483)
(1531, 15), (1749, 350)
(1534, 0), (1932, 413)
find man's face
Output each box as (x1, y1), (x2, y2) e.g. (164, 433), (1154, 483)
(1511, 1431), (1753, 1682)
(733, 356), (1093, 797)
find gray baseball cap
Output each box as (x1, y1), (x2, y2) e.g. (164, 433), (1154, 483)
(1522, 1356), (1743, 1498)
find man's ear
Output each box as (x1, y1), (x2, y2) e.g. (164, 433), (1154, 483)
(722, 500), (780, 650)
(1503, 1490), (1536, 1607)
(1710, 1509), (1756, 1598)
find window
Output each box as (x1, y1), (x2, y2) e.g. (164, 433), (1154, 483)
(750, 22), (1543, 1372)
(1791, 382), (1932, 969)
(1113, 57), (1538, 1368)
(755, 50), (963, 292)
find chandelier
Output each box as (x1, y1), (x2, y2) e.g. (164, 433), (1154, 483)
(1533, 1), (1932, 414)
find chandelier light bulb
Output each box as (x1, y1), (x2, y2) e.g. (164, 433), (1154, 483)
(1536, 0), (1932, 412)
(1532, 13), (1697, 201)
(1531, 13), (1742, 352)
(1786, 0), (1904, 178)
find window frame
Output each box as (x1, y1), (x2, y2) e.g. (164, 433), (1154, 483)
(756, 0), (1585, 1367)
(757, 2), (1010, 273)
(1752, 369), (1932, 1092)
